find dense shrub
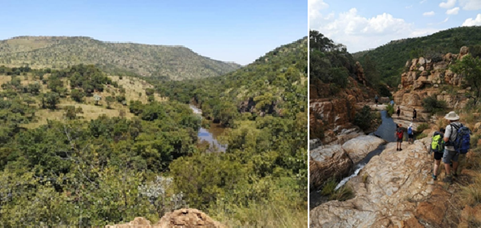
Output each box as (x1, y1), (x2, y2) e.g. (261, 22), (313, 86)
(422, 95), (447, 115)
(354, 105), (373, 131)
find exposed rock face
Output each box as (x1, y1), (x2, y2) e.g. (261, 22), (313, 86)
(156, 209), (225, 228)
(310, 98), (356, 144)
(310, 144), (353, 189)
(355, 61), (368, 86)
(393, 46), (473, 122)
(342, 135), (386, 164)
(106, 209), (225, 228)
(310, 138), (434, 227)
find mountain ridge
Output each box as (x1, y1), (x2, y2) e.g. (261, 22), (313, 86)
(0, 36), (241, 80)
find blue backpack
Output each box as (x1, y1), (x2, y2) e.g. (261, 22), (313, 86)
(407, 126), (413, 135)
(450, 123), (471, 154)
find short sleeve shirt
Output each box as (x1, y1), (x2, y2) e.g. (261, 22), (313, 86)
(445, 121), (461, 151)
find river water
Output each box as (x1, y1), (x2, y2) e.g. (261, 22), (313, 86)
(310, 110), (396, 209)
(189, 105), (227, 152)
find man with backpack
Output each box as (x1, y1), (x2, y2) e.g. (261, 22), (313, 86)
(407, 123), (414, 144)
(442, 111), (471, 184)
(396, 124), (404, 151)
(431, 128), (445, 180)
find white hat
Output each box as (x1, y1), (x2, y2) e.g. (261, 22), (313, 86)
(444, 111), (460, 121)
(409, 123), (412, 127)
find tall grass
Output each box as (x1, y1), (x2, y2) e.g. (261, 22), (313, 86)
(214, 201), (307, 228)
(460, 174), (481, 206)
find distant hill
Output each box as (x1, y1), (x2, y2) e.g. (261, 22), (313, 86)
(353, 26), (481, 87)
(0, 36), (241, 80)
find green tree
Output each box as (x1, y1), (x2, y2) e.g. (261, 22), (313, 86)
(451, 54), (481, 104)
(105, 96), (115, 109)
(44, 92), (60, 109)
(70, 89), (85, 102)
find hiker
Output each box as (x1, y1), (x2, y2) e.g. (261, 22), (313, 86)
(413, 108), (417, 122)
(390, 100), (394, 106)
(395, 124), (404, 151)
(442, 111), (470, 183)
(407, 123), (414, 144)
(396, 106), (401, 117)
(431, 128), (445, 180)
(375, 95), (378, 106)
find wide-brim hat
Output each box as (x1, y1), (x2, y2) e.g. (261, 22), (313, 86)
(409, 123), (413, 127)
(444, 111), (460, 120)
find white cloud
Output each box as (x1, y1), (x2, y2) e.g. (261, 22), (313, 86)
(443, 17), (450, 23)
(439, 0), (457, 8)
(310, 8), (415, 52)
(309, 0), (328, 21)
(406, 5), (413, 9)
(309, 0), (329, 29)
(462, 14), (481, 26)
(423, 11), (435, 16)
(459, 0), (481, 10)
(420, 0), (428, 3)
(446, 7), (460, 15)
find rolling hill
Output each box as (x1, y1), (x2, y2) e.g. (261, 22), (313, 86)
(0, 36), (241, 80)
(353, 26), (481, 87)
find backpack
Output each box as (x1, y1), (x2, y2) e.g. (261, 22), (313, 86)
(407, 126), (413, 135)
(396, 128), (403, 139)
(449, 123), (471, 154)
(431, 132), (444, 153)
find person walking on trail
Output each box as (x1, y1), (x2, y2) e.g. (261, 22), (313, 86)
(413, 108), (417, 122)
(390, 100), (394, 106)
(431, 128), (445, 180)
(375, 95), (379, 106)
(397, 106), (401, 117)
(442, 111), (463, 183)
(407, 123), (414, 144)
(396, 124), (404, 151)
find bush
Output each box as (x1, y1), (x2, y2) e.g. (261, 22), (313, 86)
(329, 185), (354, 201)
(422, 95), (447, 115)
(416, 133), (428, 140)
(354, 105), (373, 131)
(386, 104), (395, 117)
(417, 123), (429, 132)
(320, 178), (337, 196)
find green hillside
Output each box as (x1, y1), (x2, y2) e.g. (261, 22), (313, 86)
(0, 36), (241, 80)
(353, 26), (481, 87)
(0, 38), (307, 227)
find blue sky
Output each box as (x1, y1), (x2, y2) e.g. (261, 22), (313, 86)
(0, 0), (307, 65)
(309, 0), (481, 53)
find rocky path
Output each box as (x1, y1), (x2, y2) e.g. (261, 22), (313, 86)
(310, 138), (436, 227)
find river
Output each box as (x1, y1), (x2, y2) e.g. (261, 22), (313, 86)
(310, 110), (397, 209)
(189, 105), (227, 152)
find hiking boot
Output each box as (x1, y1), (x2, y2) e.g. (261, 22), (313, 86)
(453, 173), (458, 178)
(450, 162), (453, 168)
(443, 175), (452, 184)
(432, 174), (437, 180)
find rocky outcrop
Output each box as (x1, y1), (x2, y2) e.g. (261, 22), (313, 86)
(354, 61), (368, 86)
(310, 97), (357, 144)
(342, 135), (386, 164)
(310, 138), (434, 227)
(310, 133), (385, 189)
(310, 144), (353, 189)
(106, 209), (225, 228)
(393, 46), (472, 122)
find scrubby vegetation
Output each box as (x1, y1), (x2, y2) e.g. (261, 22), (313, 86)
(0, 36), (241, 80)
(353, 26), (481, 88)
(0, 37), (307, 227)
(423, 95), (448, 115)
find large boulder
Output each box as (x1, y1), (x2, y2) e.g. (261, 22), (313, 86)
(342, 135), (386, 164)
(310, 144), (353, 188)
(106, 209), (226, 228)
(310, 138), (434, 227)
